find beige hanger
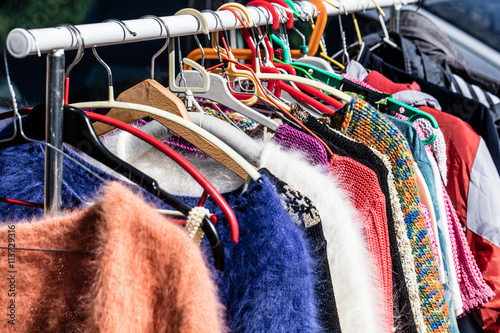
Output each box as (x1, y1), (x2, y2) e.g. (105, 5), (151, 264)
(94, 15), (192, 135)
(71, 20), (258, 180)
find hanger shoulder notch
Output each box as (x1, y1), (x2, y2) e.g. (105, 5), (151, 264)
(93, 79), (192, 135)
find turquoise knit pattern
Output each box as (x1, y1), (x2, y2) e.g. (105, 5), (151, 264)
(330, 99), (451, 332)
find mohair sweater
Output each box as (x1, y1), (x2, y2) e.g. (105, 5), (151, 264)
(282, 119), (418, 333)
(274, 124), (393, 333)
(0, 182), (224, 332)
(326, 98), (452, 332)
(181, 172), (321, 333)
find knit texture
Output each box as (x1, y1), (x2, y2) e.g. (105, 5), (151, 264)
(342, 73), (378, 90)
(328, 154), (394, 333)
(0, 182), (225, 333)
(442, 177), (495, 315)
(278, 114), (416, 333)
(422, 202), (441, 265)
(394, 113), (448, 185)
(328, 98), (452, 332)
(274, 124), (329, 166)
(370, 148), (427, 333)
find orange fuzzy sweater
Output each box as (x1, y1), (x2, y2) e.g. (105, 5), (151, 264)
(0, 182), (224, 332)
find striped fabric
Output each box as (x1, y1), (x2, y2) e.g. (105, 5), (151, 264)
(449, 74), (500, 109)
(330, 98), (452, 333)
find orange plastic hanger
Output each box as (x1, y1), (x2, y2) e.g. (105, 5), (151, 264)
(208, 3), (292, 110)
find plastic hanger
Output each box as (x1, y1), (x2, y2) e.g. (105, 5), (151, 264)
(207, 4), (353, 104)
(203, 7), (344, 159)
(181, 71), (280, 130)
(0, 103), (227, 269)
(369, 12), (399, 51)
(203, 2), (348, 119)
(105, 15), (193, 123)
(168, 9), (211, 114)
(68, 20), (259, 180)
(212, 3), (344, 115)
(242, 1), (345, 112)
(169, 9), (280, 129)
(209, 3), (292, 110)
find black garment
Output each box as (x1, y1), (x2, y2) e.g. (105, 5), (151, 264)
(457, 311), (486, 333)
(399, 10), (500, 98)
(291, 106), (418, 333)
(363, 31), (453, 89)
(363, 31), (500, 139)
(260, 168), (342, 333)
(357, 45), (500, 176)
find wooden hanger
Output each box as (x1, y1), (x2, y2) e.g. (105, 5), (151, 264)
(78, 18), (259, 179)
(71, 41), (259, 180)
(95, 15), (192, 135)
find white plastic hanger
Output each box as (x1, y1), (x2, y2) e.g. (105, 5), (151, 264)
(254, 62), (353, 103)
(180, 71), (280, 130)
(69, 21), (260, 181)
(173, 9), (280, 130)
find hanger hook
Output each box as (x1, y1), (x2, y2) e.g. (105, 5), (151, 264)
(57, 24), (85, 78)
(103, 18), (137, 39)
(25, 30), (42, 57)
(356, 0), (367, 12)
(337, 0), (348, 15)
(248, 6), (270, 64)
(174, 9), (210, 36)
(140, 15), (170, 80)
(202, 9), (230, 63)
(92, 47), (113, 88)
(94, 19), (137, 90)
(294, 1), (311, 22)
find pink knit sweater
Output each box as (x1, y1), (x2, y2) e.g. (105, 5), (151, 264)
(329, 155), (393, 332)
(0, 182), (224, 332)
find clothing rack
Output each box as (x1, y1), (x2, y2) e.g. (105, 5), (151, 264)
(5, 0), (417, 215)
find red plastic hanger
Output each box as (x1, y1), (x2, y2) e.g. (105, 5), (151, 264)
(233, 1), (341, 114)
(84, 111), (241, 243)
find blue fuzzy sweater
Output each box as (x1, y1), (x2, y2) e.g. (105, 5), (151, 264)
(0, 142), (320, 333)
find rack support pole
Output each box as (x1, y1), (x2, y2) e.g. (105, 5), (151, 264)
(390, 3), (402, 33)
(44, 49), (65, 216)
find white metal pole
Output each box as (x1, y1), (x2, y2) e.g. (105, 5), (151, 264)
(6, 0), (416, 59)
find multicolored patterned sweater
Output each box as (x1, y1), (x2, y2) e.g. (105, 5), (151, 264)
(328, 98), (452, 332)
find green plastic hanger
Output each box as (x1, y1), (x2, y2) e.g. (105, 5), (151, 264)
(273, 58), (315, 80)
(378, 98), (438, 145)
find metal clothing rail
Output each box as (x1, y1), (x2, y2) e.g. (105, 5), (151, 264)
(4, 0), (416, 215)
(6, 0), (413, 58)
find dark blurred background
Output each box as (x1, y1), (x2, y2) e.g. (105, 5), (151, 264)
(0, 0), (389, 110)
(2, 0), (499, 110)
